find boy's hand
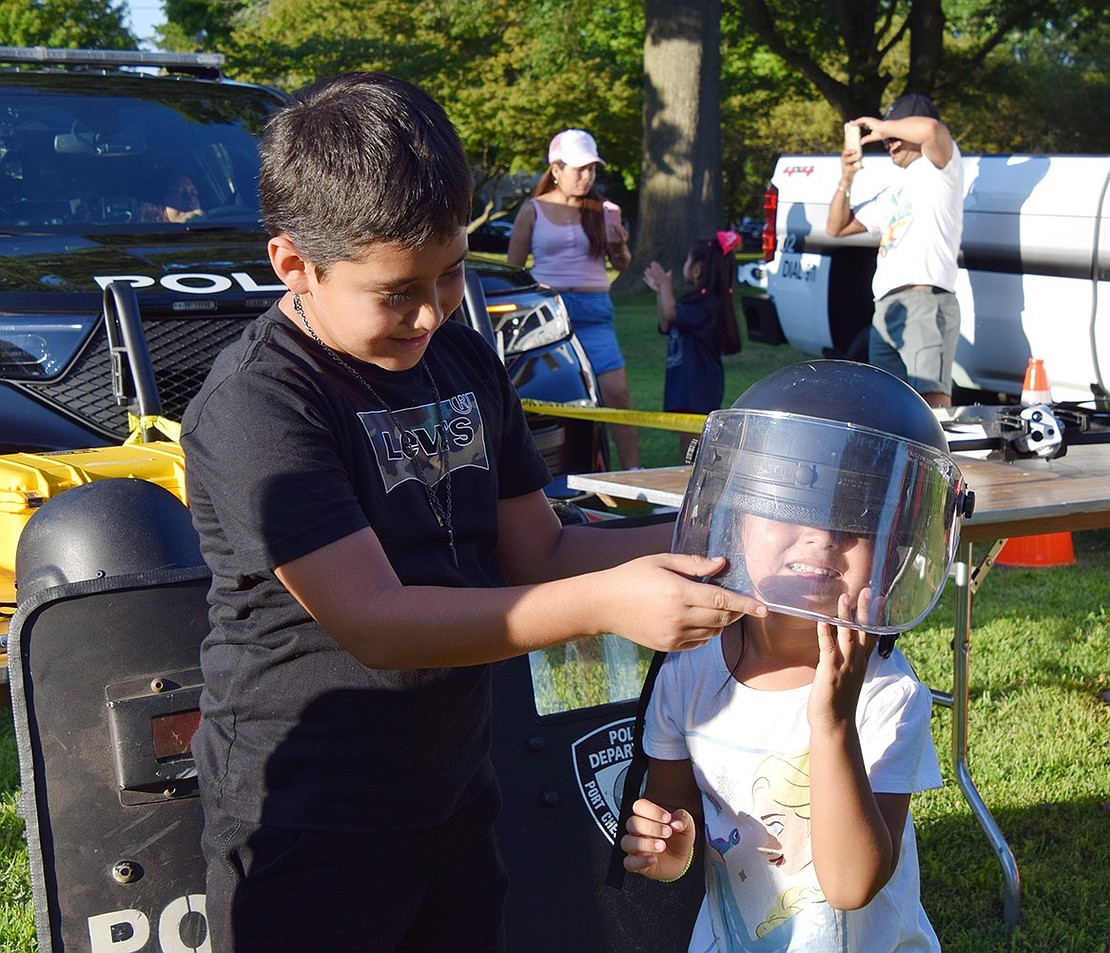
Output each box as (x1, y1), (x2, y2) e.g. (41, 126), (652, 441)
(621, 798), (697, 880)
(597, 554), (765, 652)
(808, 591), (877, 728)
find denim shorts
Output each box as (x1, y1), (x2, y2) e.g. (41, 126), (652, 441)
(870, 287), (961, 396)
(559, 290), (626, 375)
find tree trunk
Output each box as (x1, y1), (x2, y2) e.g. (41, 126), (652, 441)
(614, 0), (722, 292)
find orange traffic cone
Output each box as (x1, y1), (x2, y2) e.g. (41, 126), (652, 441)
(1021, 357), (1052, 404)
(998, 357), (1073, 566)
(995, 532), (1075, 567)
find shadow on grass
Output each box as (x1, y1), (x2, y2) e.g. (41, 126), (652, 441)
(917, 797), (1110, 952)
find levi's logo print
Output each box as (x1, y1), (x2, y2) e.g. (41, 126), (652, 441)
(358, 391), (489, 493)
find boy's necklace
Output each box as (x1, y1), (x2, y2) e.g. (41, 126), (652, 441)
(292, 294), (457, 568)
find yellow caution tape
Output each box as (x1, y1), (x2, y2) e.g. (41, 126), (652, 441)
(519, 399), (707, 434)
(125, 413), (182, 444)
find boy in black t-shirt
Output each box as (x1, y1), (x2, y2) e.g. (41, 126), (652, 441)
(181, 72), (765, 953)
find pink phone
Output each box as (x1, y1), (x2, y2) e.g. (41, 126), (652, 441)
(603, 201), (621, 229)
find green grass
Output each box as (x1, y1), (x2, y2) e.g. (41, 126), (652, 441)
(0, 705), (34, 952)
(1, 294), (1108, 950)
(903, 531), (1110, 952)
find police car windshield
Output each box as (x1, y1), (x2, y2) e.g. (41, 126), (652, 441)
(0, 76), (281, 232)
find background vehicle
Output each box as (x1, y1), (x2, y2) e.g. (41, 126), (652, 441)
(0, 46), (605, 476)
(742, 153), (1110, 403)
(467, 218), (513, 253)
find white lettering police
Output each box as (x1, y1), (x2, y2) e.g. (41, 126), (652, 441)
(93, 273), (285, 294)
(87, 894), (210, 952)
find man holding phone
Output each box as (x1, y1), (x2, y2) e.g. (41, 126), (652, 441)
(826, 94), (963, 408)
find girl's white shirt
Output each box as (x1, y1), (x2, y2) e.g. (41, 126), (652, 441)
(645, 640), (942, 953)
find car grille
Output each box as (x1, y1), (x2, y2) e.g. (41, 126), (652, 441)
(19, 316), (253, 442)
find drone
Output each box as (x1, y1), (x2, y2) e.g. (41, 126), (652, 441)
(938, 388), (1110, 461)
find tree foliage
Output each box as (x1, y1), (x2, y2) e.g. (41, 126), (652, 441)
(217, 0), (642, 220)
(719, 0), (1110, 216)
(159, 0), (240, 51)
(159, 0), (1110, 229)
(0, 0), (134, 48)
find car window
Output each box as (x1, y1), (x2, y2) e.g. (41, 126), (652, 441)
(0, 77), (281, 231)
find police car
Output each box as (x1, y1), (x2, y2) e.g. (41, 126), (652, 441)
(0, 46), (606, 478)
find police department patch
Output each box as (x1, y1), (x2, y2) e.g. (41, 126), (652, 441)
(571, 718), (636, 844)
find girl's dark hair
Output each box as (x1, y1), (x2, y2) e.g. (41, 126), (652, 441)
(259, 72), (473, 269)
(533, 163), (607, 258)
(684, 238), (741, 354)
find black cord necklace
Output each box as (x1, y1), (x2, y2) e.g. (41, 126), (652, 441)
(293, 293), (457, 568)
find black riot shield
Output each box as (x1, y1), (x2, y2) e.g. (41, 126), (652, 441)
(491, 515), (704, 953)
(492, 650), (704, 953)
(9, 478), (212, 953)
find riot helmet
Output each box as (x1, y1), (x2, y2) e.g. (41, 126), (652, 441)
(15, 478), (204, 603)
(672, 361), (974, 635)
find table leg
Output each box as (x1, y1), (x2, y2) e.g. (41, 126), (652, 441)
(952, 539), (1021, 925)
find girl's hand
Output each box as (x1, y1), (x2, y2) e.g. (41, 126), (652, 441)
(642, 260), (670, 294)
(808, 591), (877, 729)
(621, 798), (697, 879)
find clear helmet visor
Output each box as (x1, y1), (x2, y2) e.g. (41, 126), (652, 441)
(672, 409), (968, 633)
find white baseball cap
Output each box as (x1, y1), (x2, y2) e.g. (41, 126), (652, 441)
(548, 129), (605, 168)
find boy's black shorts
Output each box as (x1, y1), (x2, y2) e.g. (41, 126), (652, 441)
(201, 784), (507, 952)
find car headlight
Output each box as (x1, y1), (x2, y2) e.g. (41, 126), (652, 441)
(0, 314), (100, 379)
(487, 297), (572, 356)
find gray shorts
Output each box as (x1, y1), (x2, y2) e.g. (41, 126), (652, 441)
(869, 287), (961, 396)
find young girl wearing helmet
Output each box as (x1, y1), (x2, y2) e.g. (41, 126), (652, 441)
(619, 360), (973, 951)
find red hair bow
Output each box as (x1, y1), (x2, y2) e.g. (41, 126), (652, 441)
(716, 230), (741, 255)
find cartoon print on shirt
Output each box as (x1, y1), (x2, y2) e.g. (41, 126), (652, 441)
(699, 750), (839, 949)
(878, 186), (912, 258)
(749, 752), (829, 941)
(358, 390), (490, 493)
(752, 752), (814, 876)
(709, 826), (742, 857)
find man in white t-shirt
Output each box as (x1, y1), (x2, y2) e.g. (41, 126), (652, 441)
(827, 94), (963, 408)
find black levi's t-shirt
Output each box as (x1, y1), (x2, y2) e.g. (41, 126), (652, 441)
(180, 307), (551, 832)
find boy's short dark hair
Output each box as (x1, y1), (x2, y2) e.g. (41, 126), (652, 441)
(259, 72), (473, 267)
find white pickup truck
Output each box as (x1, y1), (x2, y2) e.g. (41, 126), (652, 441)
(741, 153), (1110, 403)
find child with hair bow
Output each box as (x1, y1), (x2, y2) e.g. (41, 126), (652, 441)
(643, 230), (743, 457)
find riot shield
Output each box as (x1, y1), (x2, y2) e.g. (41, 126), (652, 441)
(9, 479), (212, 953)
(492, 648), (704, 953)
(491, 512), (703, 953)
(10, 479), (700, 952)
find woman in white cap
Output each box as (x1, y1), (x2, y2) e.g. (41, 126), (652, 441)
(508, 128), (639, 468)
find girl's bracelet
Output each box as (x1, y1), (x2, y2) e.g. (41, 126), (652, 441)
(657, 844), (696, 883)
